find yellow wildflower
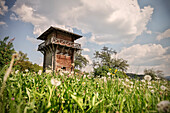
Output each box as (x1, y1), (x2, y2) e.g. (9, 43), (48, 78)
(114, 69), (118, 73)
(109, 68), (111, 71)
(82, 82), (85, 85)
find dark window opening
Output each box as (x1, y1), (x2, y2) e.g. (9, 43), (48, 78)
(61, 67), (66, 71)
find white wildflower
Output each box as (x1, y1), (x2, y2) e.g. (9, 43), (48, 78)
(25, 69), (29, 72)
(141, 79), (145, 83)
(15, 70), (19, 74)
(51, 78), (61, 87)
(130, 81), (133, 85)
(160, 85), (167, 91)
(107, 72), (111, 76)
(125, 78), (129, 82)
(38, 70), (42, 75)
(59, 72), (64, 76)
(148, 86), (153, 89)
(73, 92), (77, 95)
(148, 82), (151, 85)
(150, 89), (154, 93)
(46, 70), (52, 73)
(155, 77), (160, 80)
(144, 75), (152, 81)
(157, 100), (170, 113)
(122, 82), (126, 86)
(23, 74), (25, 76)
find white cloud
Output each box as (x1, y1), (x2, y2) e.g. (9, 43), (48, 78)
(0, 0), (8, 15)
(157, 29), (170, 41)
(75, 37), (87, 47)
(82, 54), (93, 72)
(146, 30), (152, 34)
(119, 44), (170, 76)
(0, 21), (6, 26)
(10, 13), (19, 21)
(12, 0), (153, 44)
(26, 36), (42, 44)
(83, 48), (90, 52)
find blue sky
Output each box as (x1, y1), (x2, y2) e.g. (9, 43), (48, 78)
(0, 0), (170, 76)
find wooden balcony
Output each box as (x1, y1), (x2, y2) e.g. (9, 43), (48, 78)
(38, 37), (81, 51)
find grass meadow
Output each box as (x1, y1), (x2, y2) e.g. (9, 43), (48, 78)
(0, 70), (169, 113)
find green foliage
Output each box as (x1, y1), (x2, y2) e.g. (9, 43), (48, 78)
(74, 52), (89, 70)
(14, 51), (42, 73)
(0, 37), (15, 70)
(93, 46), (129, 77)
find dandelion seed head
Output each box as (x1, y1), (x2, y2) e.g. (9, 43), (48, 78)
(157, 100), (170, 113)
(144, 75), (152, 81)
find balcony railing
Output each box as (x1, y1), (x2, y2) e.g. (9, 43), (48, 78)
(38, 37), (81, 50)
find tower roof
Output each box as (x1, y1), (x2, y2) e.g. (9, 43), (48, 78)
(37, 26), (82, 40)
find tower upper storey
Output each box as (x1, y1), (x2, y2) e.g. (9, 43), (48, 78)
(37, 26), (82, 51)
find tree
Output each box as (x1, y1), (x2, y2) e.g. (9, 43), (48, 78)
(74, 52), (89, 70)
(14, 51), (42, 72)
(144, 68), (164, 80)
(0, 37), (15, 70)
(93, 46), (129, 72)
(18, 51), (29, 61)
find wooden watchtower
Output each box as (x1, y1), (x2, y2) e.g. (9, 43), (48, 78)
(37, 26), (82, 72)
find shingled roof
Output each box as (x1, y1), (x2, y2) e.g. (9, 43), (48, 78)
(37, 26), (82, 40)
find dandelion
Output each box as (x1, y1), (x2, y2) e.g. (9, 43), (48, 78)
(160, 85), (167, 91)
(82, 82), (85, 85)
(114, 69), (118, 73)
(157, 100), (170, 113)
(51, 78), (61, 87)
(109, 68), (111, 71)
(144, 75), (152, 81)
(107, 72), (111, 76)
(38, 70), (42, 75)
(25, 69), (29, 72)
(15, 70), (19, 74)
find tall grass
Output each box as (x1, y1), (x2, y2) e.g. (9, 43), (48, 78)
(0, 70), (169, 113)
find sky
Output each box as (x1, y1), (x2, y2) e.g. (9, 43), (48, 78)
(0, 0), (170, 76)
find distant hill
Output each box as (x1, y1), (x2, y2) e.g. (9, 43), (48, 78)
(126, 73), (144, 79)
(165, 76), (170, 81)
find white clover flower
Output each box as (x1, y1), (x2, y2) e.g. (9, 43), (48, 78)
(59, 72), (64, 76)
(148, 86), (153, 89)
(141, 79), (145, 83)
(73, 92), (77, 95)
(160, 85), (167, 91)
(38, 70), (42, 75)
(148, 82), (151, 85)
(157, 100), (170, 113)
(150, 89), (154, 93)
(51, 78), (61, 87)
(25, 69), (29, 72)
(130, 81), (133, 85)
(107, 72), (111, 76)
(155, 77), (160, 80)
(15, 70), (19, 74)
(125, 78), (129, 82)
(144, 75), (152, 81)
